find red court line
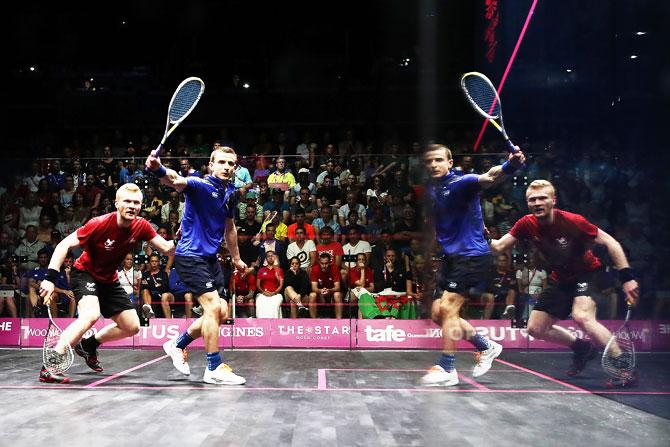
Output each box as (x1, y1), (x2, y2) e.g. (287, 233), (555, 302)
(84, 354), (169, 388)
(494, 358), (589, 393)
(473, 0), (539, 151)
(1, 384), (668, 395)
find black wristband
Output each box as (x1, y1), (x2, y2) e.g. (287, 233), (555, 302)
(45, 268), (60, 283)
(618, 267), (637, 283)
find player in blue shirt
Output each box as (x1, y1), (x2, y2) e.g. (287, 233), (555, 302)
(421, 143), (524, 386)
(146, 145), (247, 385)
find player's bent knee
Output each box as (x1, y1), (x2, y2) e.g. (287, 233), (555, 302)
(527, 324), (547, 339)
(570, 312), (594, 327)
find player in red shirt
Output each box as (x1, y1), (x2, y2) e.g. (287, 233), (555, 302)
(491, 180), (640, 377)
(309, 252), (342, 318)
(38, 183), (175, 383)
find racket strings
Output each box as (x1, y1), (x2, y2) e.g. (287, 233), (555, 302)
(462, 76), (501, 119)
(43, 324), (73, 374)
(169, 81), (203, 122)
(602, 335), (635, 379)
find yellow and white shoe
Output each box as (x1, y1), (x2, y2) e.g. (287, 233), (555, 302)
(203, 364), (246, 385)
(420, 365), (459, 387)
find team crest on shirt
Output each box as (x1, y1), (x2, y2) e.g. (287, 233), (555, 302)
(86, 282), (95, 292)
(576, 282), (588, 293)
(104, 239), (115, 250)
(556, 237), (568, 248)
(211, 191), (219, 198)
(206, 281), (213, 288)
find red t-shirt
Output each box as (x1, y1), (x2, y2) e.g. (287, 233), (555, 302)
(316, 241), (344, 262)
(231, 270), (256, 294)
(287, 223), (316, 240)
(74, 213), (157, 283)
(348, 266), (374, 289)
(509, 209), (601, 281)
(257, 266), (284, 293)
(310, 263), (340, 289)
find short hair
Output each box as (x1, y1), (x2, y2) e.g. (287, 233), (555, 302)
(319, 226), (335, 236)
(116, 183), (142, 201)
(295, 227), (306, 233)
(424, 143), (453, 161)
(149, 253), (161, 261)
(526, 179), (556, 198)
(319, 252), (332, 261)
(265, 250), (276, 256)
(294, 208), (305, 216)
(210, 146), (237, 163)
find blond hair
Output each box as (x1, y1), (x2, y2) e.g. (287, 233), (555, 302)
(526, 179), (556, 198)
(116, 183), (143, 201)
(210, 146), (237, 163)
(424, 143), (453, 161)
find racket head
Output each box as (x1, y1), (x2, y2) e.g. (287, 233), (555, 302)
(460, 72), (502, 120)
(601, 307), (636, 380)
(43, 307), (74, 375)
(168, 77), (205, 125)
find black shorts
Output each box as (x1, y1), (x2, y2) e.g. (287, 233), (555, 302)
(437, 254), (493, 297)
(174, 255), (225, 297)
(70, 268), (136, 318)
(533, 270), (601, 320)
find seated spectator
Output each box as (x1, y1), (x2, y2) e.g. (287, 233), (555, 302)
(160, 191), (184, 224)
(238, 191), (263, 223)
(36, 214), (54, 243)
(231, 268), (257, 318)
(481, 254), (517, 320)
(263, 189), (291, 224)
(287, 209), (316, 242)
(260, 212), (288, 242)
(312, 205), (341, 236)
(54, 253), (76, 317)
(369, 229), (400, 273)
(286, 227), (317, 271)
(393, 206), (421, 250)
(71, 192), (90, 223)
(118, 253), (141, 305)
(237, 205), (262, 268)
(141, 254), (174, 318)
(58, 175), (77, 208)
(340, 211), (368, 243)
(0, 232), (17, 265)
(515, 257), (547, 322)
(28, 250), (56, 317)
(374, 248), (413, 296)
(0, 257), (18, 317)
(178, 158), (201, 178)
(309, 252), (342, 319)
(290, 187), (318, 222)
(283, 256), (311, 318)
(141, 185), (163, 224)
(387, 169), (413, 203)
(341, 227), (372, 271)
(290, 169), (317, 199)
(255, 251), (284, 318)
(347, 253), (375, 318)
(316, 158), (340, 187)
(316, 226), (344, 271)
(76, 174), (103, 209)
(18, 192), (42, 236)
(267, 157), (296, 193)
(366, 175), (388, 206)
(119, 159), (144, 185)
(338, 192), (367, 227)
(234, 162), (253, 189)
(14, 225), (46, 273)
(255, 222), (287, 269)
(169, 267), (194, 318)
(316, 176), (341, 208)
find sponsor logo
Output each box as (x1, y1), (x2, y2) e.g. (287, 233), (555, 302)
(448, 281), (458, 290)
(205, 281), (213, 288)
(364, 325), (407, 342)
(211, 191), (219, 198)
(104, 239), (116, 250)
(85, 282), (96, 292)
(576, 282), (588, 293)
(556, 237), (568, 248)
(0, 321), (13, 331)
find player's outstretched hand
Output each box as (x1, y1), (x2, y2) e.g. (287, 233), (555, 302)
(508, 148), (525, 168)
(39, 279), (55, 305)
(622, 279), (640, 306)
(233, 257), (247, 272)
(145, 146), (162, 171)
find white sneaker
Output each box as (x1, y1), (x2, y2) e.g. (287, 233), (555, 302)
(163, 339), (190, 375)
(142, 304), (155, 319)
(420, 366), (459, 387)
(501, 305), (516, 320)
(203, 364), (246, 385)
(472, 340), (503, 377)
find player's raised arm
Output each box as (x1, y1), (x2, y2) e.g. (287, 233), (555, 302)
(145, 149), (188, 192)
(477, 149), (525, 189)
(39, 232), (81, 304)
(594, 228), (640, 305)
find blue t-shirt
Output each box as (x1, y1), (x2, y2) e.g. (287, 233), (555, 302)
(176, 175), (237, 258)
(429, 173), (490, 257)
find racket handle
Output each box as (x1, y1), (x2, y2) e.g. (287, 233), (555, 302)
(505, 139), (518, 153)
(153, 144), (163, 157)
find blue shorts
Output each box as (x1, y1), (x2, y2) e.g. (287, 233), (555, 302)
(174, 255), (225, 297)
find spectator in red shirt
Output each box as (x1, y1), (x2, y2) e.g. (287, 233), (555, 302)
(287, 208), (316, 242)
(315, 226), (343, 270)
(347, 253), (375, 318)
(309, 252), (342, 318)
(255, 251), (284, 318)
(231, 269), (256, 318)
